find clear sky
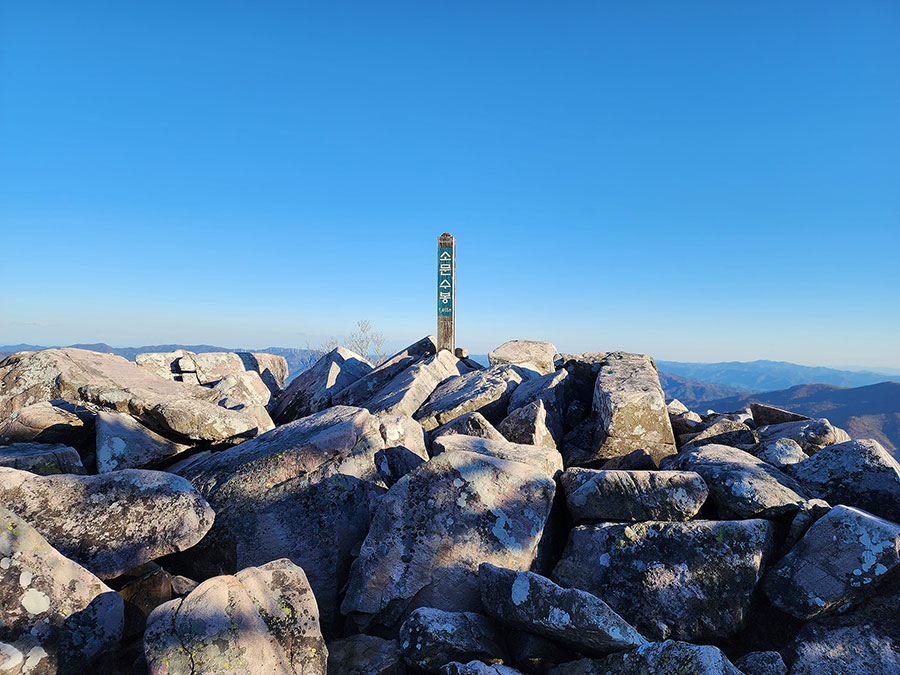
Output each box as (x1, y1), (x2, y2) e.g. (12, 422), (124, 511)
(1, 2), (898, 367)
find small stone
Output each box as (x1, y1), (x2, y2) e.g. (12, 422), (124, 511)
(399, 608), (506, 674)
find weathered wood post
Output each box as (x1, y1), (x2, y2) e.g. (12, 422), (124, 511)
(437, 232), (455, 353)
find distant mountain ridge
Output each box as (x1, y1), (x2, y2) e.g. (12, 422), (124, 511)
(657, 372), (749, 405)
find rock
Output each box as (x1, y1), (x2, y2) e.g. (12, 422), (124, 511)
(375, 413), (430, 485)
(0, 506), (124, 673)
(0, 442), (85, 474)
(415, 365), (526, 431)
(0, 401), (94, 448)
(208, 369), (272, 409)
(431, 434), (563, 478)
(549, 641), (742, 675)
(755, 418), (850, 454)
(734, 651), (787, 675)
(273, 346), (373, 423)
(119, 565), (173, 621)
(750, 402), (810, 427)
(785, 439), (900, 523)
(591, 352), (676, 465)
(559, 416), (600, 468)
(669, 409), (703, 436)
(147, 397), (262, 442)
(174, 406), (387, 636)
(782, 575), (900, 675)
(332, 336), (438, 408)
(326, 634), (401, 675)
(144, 558), (327, 675)
(442, 662), (524, 675)
(134, 349), (191, 380)
(762, 505), (900, 619)
(342, 449), (556, 631)
(552, 519), (775, 641)
(560, 468), (707, 522)
(365, 350), (470, 417)
(170, 575), (198, 597)
(188, 352), (248, 384)
(565, 399), (588, 429)
(95, 410), (191, 472)
(682, 419), (757, 450)
(506, 369), (569, 433)
(662, 444), (808, 519)
(0, 467), (214, 579)
(784, 498), (832, 551)
(666, 399), (689, 415)
(399, 608), (505, 674)
(600, 448), (656, 470)
(237, 352), (290, 396)
(430, 412), (506, 443)
(488, 340), (558, 376)
(478, 563), (645, 655)
(751, 438), (807, 470)
(498, 400), (557, 449)
(505, 631), (571, 673)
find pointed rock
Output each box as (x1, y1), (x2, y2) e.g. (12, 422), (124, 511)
(750, 402), (810, 427)
(498, 399), (557, 449)
(415, 365), (525, 431)
(365, 350), (471, 417)
(430, 412), (506, 443)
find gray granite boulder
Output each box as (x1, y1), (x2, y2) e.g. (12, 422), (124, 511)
(488, 340), (558, 375)
(0, 467), (214, 579)
(498, 400), (557, 449)
(785, 439), (900, 523)
(0, 400), (94, 448)
(762, 505), (900, 619)
(0, 442), (85, 475)
(682, 419), (757, 450)
(755, 418), (850, 453)
(399, 608), (505, 674)
(0, 506), (124, 674)
(734, 651), (786, 675)
(342, 449), (556, 631)
(552, 519), (775, 641)
(478, 563), (645, 655)
(591, 352), (676, 465)
(272, 346), (373, 423)
(326, 634), (400, 675)
(415, 365), (526, 431)
(431, 434), (563, 478)
(751, 437), (807, 470)
(95, 410), (191, 472)
(207, 369), (272, 409)
(560, 468), (707, 522)
(365, 350), (470, 417)
(430, 412), (506, 443)
(548, 641), (742, 675)
(662, 444), (808, 519)
(506, 369), (569, 443)
(146, 397), (264, 442)
(144, 559), (326, 675)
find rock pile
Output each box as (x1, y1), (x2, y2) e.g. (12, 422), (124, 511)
(0, 339), (898, 673)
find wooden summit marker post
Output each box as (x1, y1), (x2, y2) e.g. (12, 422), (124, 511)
(437, 233), (455, 352)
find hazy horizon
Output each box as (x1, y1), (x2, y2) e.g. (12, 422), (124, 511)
(2, 3), (898, 369)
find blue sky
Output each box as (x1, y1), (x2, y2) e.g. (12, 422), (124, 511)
(1, 2), (898, 367)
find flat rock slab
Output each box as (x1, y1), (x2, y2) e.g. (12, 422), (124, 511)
(762, 505), (900, 619)
(399, 608), (506, 674)
(272, 346), (372, 424)
(0, 400), (94, 448)
(488, 340), (558, 375)
(342, 450), (556, 631)
(0, 506), (124, 674)
(95, 410), (191, 472)
(0, 442), (85, 474)
(144, 558), (327, 675)
(365, 350), (470, 417)
(431, 434), (563, 479)
(478, 563), (645, 655)
(750, 402), (810, 427)
(0, 467), (214, 579)
(786, 439), (900, 523)
(552, 519), (774, 641)
(662, 444), (808, 519)
(550, 640), (743, 675)
(430, 412), (506, 443)
(560, 468), (707, 522)
(591, 352), (676, 465)
(415, 365), (526, 431)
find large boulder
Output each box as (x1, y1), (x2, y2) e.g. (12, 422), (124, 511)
(478, 563), (646, 655)
(174, 406), (387, 636)
(559, 468), (707, 522)
(415, 365), (526, 431)
(332, 336), (438, 408)
(431, 434), (563, 478)
(236, 352), (290, 396)
(430, 412), (506, 443)
(0, 442), (85, 475)
(399, 608), (506, 674)
(755, 418), (850, 454)
(549, 641), (742, 675)
(326, 634), (401, 675)
(762, 505), (900, 620)
(0, 348), (263, 443)
(0, 467), (214, 579)
(365, 350), (471, 417)
(375, 413), (430, 486)
(95, 410), (191, 472)
(497, 400), (557, 449)
(0, 401), (94, 448)
(681, 419), (757, 450)
(552, 519), (774, 641)
(662, 444), (808, 519)
(750, 438), (807, 470)
(144, 559), (326, 675)
(342, 450), (556, 631)
(785, 439), (900, 523)
(591, 352), (676, 465)
(488, 340), (558, 375)
(207, 369), (272, 409)
(0, 506), (124, 674)
(272, 346), (373, 424)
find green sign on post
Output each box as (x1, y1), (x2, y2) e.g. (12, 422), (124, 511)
(438, 246), (453, 315)
(437, 233), (455, 352)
